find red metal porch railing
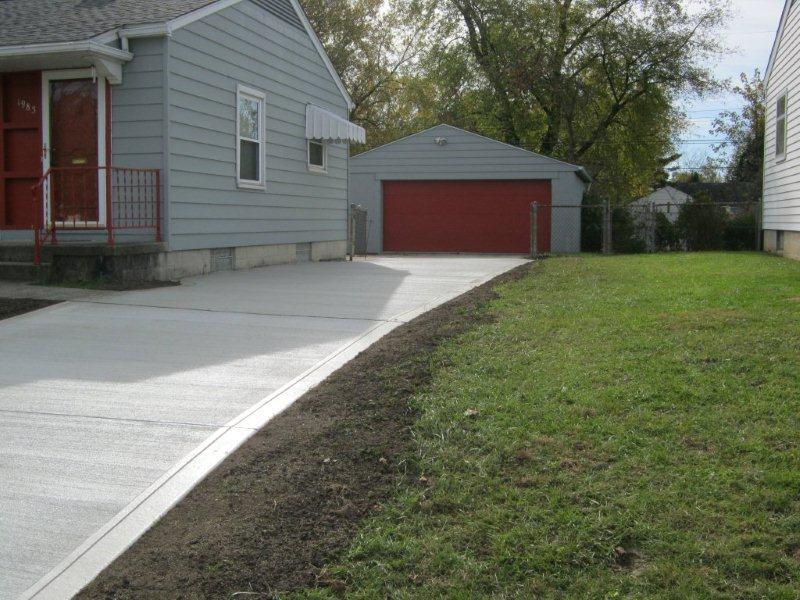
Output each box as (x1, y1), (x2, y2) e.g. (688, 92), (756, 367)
(31, 166), (162, 265)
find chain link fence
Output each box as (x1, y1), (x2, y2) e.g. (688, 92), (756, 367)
(549, 200), (762, 255)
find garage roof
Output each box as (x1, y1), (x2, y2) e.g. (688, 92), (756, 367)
(352, 124), (591, 183)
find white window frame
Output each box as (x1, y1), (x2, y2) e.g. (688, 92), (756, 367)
(236, 84), (266, 189)
(776, 91), (788, 162)
(307, 139), (327, 173)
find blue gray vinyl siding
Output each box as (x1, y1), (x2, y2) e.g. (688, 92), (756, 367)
(107, 37), (167, 243)
(166, 0), (349, 251)
(112, 37), (165, 172)
(349, 125), (587, 253)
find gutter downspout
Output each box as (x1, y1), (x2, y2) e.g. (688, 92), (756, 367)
(118, 32), (130, 52)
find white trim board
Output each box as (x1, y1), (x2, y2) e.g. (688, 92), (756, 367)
(235, 83), (267, 189)
(0, 41), (132, 62)
(41, 69), (108, 228)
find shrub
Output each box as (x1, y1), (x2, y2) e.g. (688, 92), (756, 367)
(676, 195), (728, 251)
(654, 212), (681, 251)
(723, 209), (758, 250)
(612, 207), (647, 254)
(580, 200), (604, 252)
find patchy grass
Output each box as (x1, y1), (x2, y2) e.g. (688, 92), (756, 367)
(0, 298), (58, 320)
(294, 253), (800, 599)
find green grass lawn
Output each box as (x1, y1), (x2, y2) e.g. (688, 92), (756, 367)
(295, 253), (800, 599)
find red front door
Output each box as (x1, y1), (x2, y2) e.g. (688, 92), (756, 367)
(49, 78), (99, 223)
(0, 72), (42, 229)
(382, 180), (552, 253)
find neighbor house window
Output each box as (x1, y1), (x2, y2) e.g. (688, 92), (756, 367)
(236, 85), (265, 187)
(308, 139), (327, 172)
(776, 92), (788, 160)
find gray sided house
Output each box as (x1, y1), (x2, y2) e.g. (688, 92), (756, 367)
(349, 125), (590, 255)
(0, 0), (364, 281)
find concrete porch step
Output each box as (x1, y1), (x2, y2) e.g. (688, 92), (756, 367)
(0, 261), (47, 282)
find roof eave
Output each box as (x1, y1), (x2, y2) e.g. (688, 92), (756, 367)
(0, 40), (132, 62)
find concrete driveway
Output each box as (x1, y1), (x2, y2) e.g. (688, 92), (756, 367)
(0, 255), (527, 599)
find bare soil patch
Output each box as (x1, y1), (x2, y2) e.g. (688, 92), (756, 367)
(78, 263), (533, 599)
(0, 298), (59, 321)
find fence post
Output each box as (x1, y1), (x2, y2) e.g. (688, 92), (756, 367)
(530, 202), (538, 258)
(348, 203), (356, 261)
(105, 166), (114, 246)
(155, 170), (162, 243)
(602, 200), (612, 254)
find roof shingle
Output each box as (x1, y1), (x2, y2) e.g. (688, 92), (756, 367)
(0, 0), (221, 47)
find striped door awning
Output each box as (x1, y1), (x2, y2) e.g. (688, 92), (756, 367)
(305, 104), (365, 144)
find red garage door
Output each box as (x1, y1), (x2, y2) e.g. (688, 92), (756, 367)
(383, 180), (551, 253)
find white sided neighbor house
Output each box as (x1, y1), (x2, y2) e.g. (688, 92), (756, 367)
(0, 0), (364, 281)
(764, 0), (800, 260)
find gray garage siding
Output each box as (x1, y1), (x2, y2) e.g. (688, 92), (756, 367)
(349, 125), (586, 253)
(166, 0), (349, 252)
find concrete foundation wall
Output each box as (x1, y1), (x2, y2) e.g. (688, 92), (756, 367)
(311, 240), (347, 261)
(157, 240), (346, 280)
(764, 230), (800, 260)
(46, 240), (346, 284)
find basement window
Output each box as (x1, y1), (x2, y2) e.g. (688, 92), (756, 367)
(236, 84), (265, 188)
(308, 139), (327, 172)
(776, 92), (788, 161)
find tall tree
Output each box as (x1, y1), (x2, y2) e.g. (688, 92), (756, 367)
(446, 0), (726, 153)
(711, 70), (765, 192)
(436, 0), (727, 198)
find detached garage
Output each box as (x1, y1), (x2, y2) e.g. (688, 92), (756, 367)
(349, 125), (590, 254)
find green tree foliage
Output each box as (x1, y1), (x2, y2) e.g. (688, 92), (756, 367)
(712, 70), (765, 192)
(440, 0), (726, 199)
(302, 0), (729, 201)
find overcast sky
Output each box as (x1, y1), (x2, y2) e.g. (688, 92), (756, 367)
(675, 0), (785, 172)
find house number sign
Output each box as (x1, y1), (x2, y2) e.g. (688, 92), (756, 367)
(17, 98), (37, 115)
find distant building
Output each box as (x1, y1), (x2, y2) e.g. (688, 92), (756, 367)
(630, 186), (692, 224)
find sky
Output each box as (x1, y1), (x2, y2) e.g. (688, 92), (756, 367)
(675, 0), (786, 173)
